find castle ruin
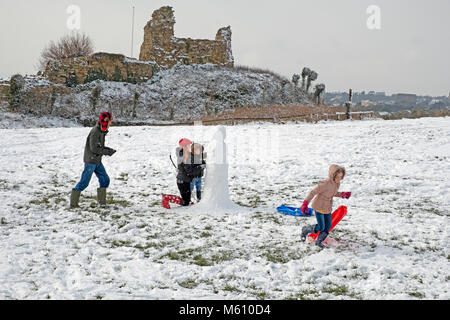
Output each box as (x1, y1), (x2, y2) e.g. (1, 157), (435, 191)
(43, 6), (233, 86)
(139, 6), (234, 68)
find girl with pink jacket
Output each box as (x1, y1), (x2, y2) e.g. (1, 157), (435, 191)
(300, 164), (351, 248)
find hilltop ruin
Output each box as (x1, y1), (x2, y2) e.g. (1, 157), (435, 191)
(139, 6), (233, 68)
(43, 6), (233, 86)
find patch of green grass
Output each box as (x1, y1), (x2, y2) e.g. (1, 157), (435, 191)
(345, 271), (369, 280)
(322, 284), (360, 299)
(0, 179), (20, 191)
(427, 207), (446, 217)
(117, 173), (129, 182)
(134, 242), (161, 250)
(29, 197), (51, 206)
(164, 251), (181, 261)
(193, 254), (211, 266)
(223, 285), (241, 294)
(199, 232), (212, 238)
(106, 197), (132, 207)
(110, 239), (133, 248)
(247, 284), (268, 300)
(162, 247), (198, 262)
(264, 251), (289, 264)
(408, 291), (425, 298)
(375, 188), (401, 196)
(234, 200), (252, 208)
(323, 284), (348, 295)
(148, 200), (160, 207)
(211, 250), (235, 264)
(285, 289), (320, 300)
(375, 208), (392, 214)
(179, 279), (198, 289)
(247, 194), (265, 208)
(55, 197), (67, 205)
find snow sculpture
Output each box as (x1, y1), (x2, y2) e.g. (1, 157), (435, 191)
(185, 126), (241, 214)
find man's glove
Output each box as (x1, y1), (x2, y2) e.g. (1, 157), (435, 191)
(104, 147), (116, 156)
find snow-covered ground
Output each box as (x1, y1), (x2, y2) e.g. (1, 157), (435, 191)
(0, 110), (82, 129)
(0, 117), (448, 300)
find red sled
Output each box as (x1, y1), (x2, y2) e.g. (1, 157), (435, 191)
(162, 194), (181, 209)
(307, 206), (348, 240)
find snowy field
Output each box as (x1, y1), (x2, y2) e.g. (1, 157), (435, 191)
(0, 117), (448, 300)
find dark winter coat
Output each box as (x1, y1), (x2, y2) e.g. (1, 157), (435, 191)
(83, 123), (113, 164)
(176, 150), (206, 183)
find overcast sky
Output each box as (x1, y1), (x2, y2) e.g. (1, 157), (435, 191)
(0, 0), (448, 96)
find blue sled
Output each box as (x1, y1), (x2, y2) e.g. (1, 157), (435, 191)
(277, 205), (314, 217)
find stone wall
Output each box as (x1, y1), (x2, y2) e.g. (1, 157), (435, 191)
(139, 6), (234, 68)
(43, 52), (158, 86)
(42, 6), (233, 87)
(0, 80), (10, 99)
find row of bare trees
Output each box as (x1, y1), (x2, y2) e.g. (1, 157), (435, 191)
(292, 67), (326, 105)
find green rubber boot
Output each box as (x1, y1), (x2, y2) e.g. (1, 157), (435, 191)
(97, 188), (107, 207)
(70, 189), (81, 208)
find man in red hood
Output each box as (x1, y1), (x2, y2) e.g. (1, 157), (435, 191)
(70, 112), (116, 208)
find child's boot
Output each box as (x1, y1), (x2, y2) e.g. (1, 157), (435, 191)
(315, 231), (328, 248)
(301, 225), (315, 241)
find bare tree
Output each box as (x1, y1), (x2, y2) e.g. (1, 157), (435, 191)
(38, 32), (94, 71)
(313, 83), (326, 105)
(306, 70), (318, 93)
(301, 67), (311, 91)
(292, 74), (300, 87)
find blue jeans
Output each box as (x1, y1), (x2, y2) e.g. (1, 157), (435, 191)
(190, 178), (202, 200)
(74, 163), (110, 191)
(313, 211), (332, 233)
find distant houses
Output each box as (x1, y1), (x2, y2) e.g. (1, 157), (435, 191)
(394, 93), (417, 105)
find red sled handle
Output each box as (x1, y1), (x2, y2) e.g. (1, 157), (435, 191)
(308, 206), (347, 240)
(162, 194), (182, 209)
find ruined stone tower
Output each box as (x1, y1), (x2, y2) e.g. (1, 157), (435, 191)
(139, 6), (234, 69)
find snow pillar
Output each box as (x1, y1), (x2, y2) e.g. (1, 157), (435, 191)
(186, 126), (241, 214)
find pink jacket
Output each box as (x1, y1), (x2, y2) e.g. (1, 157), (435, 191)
(305, 164), (345, 214)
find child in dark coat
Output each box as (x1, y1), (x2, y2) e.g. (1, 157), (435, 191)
(190, 143), (206, 201)
(176, 141), (206, 206)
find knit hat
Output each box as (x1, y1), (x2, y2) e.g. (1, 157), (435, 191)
(99, 112), (112, 132)
(179, 138), (192, 147)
